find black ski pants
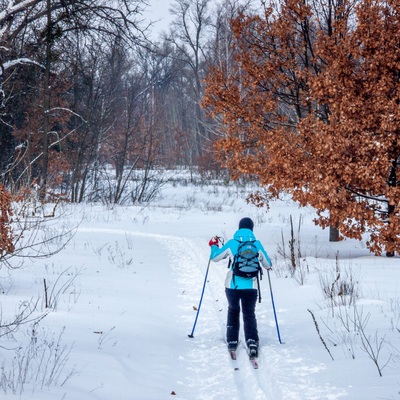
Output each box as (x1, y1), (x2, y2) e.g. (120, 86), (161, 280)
(225, 288), (259, 348)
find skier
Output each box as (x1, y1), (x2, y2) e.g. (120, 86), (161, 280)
(208, 217), (272, 359)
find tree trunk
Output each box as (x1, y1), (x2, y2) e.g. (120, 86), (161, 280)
(329, 225), (340, 242)
(386, 202), (395, 257)
(386, 160), (397, 257)
(39, 0), (52, 201)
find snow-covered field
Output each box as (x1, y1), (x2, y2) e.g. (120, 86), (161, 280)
(1, 173), (400, 399)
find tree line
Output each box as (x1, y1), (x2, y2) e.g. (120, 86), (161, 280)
(1, 0), (400, 255)
(0, 0), (247, 202)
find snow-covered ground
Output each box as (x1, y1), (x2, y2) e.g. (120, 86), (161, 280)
(1, 173), (400, 399)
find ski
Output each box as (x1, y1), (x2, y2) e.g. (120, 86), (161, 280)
(250, 357), (259, 369)
(229, 346), (258, 368)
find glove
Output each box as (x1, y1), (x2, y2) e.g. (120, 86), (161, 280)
(209, 237), (219, 247)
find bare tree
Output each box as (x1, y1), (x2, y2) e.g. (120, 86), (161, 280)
(167, 0), (213, 165)
(0, 0), (148, 197)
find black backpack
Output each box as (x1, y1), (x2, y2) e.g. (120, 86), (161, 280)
(232, 240), (261, 278)
(231, 240), (263, 302)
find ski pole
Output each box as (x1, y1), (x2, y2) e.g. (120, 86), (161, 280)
(188, 257), (211, 338)
(267, 268), (283, 344)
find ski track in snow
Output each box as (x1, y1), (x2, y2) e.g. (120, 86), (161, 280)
(161, 234), (276, 400)
(78, 227), (347, 400)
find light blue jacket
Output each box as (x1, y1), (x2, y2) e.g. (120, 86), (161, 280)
(210, 228), (272, 289)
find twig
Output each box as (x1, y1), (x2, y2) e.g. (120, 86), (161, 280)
(308, 309), (334, 361)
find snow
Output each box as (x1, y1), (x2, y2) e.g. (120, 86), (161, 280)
(1, 173), (400, 399)
(0, 59), (44, 75)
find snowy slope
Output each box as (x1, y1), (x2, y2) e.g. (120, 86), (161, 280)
(1, 176), (400, 399)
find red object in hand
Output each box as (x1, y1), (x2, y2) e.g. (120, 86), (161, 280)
(209, 237), (219, 247)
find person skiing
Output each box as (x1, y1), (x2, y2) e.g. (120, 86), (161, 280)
(208, 217), (272, 359)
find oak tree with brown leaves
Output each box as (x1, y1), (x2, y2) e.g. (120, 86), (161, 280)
(204, 0), (400, 256)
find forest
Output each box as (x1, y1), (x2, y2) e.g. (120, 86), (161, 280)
(0, 0), (230, 204)
(1, 0), (400, 255)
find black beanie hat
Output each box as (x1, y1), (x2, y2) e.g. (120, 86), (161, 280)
(238, 217), (254, 231)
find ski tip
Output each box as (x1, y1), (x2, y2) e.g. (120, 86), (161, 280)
(250, 359), (259, 369)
